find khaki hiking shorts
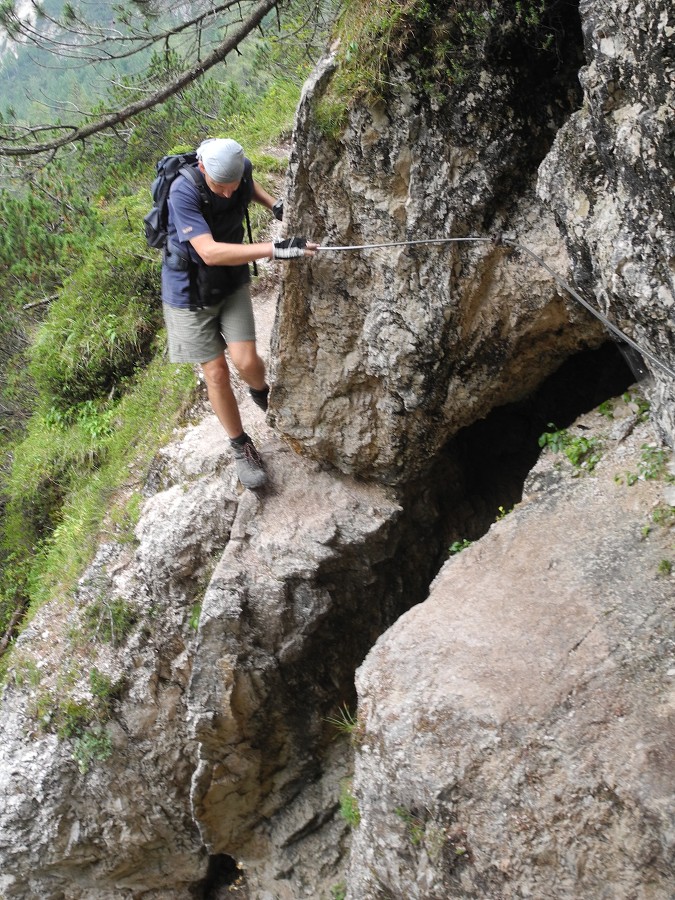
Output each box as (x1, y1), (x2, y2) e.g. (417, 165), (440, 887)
(163, 282), (256, 364)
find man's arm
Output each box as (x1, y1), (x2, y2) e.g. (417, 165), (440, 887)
(251, 179), (277, 212)
(189, 177), (313, 264)
(190, 233), (319, 266)
(189, 232), (274, 266)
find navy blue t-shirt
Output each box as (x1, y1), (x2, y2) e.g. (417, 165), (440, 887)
(161, 161), (253, 309)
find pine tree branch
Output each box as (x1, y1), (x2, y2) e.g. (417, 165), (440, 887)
(0, 0), (280, 158)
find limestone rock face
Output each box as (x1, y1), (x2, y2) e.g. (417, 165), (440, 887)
(0, 409), (460, 898)
(0, 416), (238, 899)
(348, 407), (675, 899)
(270, 7), (606, 484)
(187, 440), (406, 898)
(538, 0), (675, 443)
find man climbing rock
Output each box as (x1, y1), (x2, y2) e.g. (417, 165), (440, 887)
(161, 137), (317, 488)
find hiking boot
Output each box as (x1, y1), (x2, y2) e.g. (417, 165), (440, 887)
(230, 434), (267, 489)
(249, 384), (269, 412)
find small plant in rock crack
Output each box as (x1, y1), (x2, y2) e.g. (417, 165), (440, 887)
(652, 505), (675, 528)
(325, 703), (365, 745)
(89, 667), (125, 713)
(638, 444), (673, 481)
(449, 538), (472, 556)
(657, 559), (673, 577)
(394, 805), (425, 846)
(538, 424), (601, 474)
(72, 726), (113, 774)
(81, 595), (138, 646)
(495, 504), (512, 521)
(616, 446), (674, 488)
(11, 657), (41, 689)
(339, 780), (361, 828)
(615, 471), (639, 487)
(188, 602), (201, 632)
(622, 390), (650, 421)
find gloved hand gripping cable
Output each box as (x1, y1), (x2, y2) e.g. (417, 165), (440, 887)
(273, 237), (307, 259)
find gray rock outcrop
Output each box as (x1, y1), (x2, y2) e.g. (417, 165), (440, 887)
(270, 5), (604, 484)
(538, 0), (675, 444)
(347, 405), (675, 899)
(0, 402), (463, 898)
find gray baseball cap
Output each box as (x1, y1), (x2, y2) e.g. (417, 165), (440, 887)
(197, 138), (245, 184)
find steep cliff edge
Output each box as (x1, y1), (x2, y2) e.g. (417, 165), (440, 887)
(0, 0), (673, 898)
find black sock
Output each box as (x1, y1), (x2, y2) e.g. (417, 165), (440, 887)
(249, 384), (270, 411)
(230, 432), (249, 447)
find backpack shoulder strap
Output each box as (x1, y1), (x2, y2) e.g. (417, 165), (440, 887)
(178, 164), (211, 216)
(241, 158), (254, 206)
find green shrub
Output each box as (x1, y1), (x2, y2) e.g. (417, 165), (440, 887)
(27, 195), (162, 409)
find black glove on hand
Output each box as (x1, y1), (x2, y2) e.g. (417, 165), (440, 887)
(272, 199), (284, 221)
(273, 237), (307, 259)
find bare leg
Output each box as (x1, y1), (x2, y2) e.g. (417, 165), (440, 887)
(227, 340), (266, 391)
(203, 346), (268, 489)
(201, 354), (243, 438)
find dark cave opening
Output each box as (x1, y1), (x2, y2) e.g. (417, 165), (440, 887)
(443, 340), (638, 547)
(197, 853), (245, 898)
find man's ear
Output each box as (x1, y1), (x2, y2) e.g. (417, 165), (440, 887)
(197, 160), (206, 175)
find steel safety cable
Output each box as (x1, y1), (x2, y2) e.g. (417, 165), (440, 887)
(316, 236), (675, 381)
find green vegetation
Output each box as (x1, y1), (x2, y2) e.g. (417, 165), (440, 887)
(652, 504), (675, 528)
(642, 503), (675, 576)
(657, 559), (672, 577)
(616, 444), (674, 489)
(325, 702), (365, 745)
(81, 597), (139, 647)
(623, 390), (651, 422)
(449, 538), (472, 555)
(599, 391), (650, 423)
(339, 779), (361, 827)
(638, 444), (673, 482)
(538, 424), (602, 474)
(28, 664), (123, 772)
(89, 667), (125, 709)
(10, 657), (41, 688)
(189, 603), (202, 632)
(326, 702), (358, 733)
(72, 727), (113, 774)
